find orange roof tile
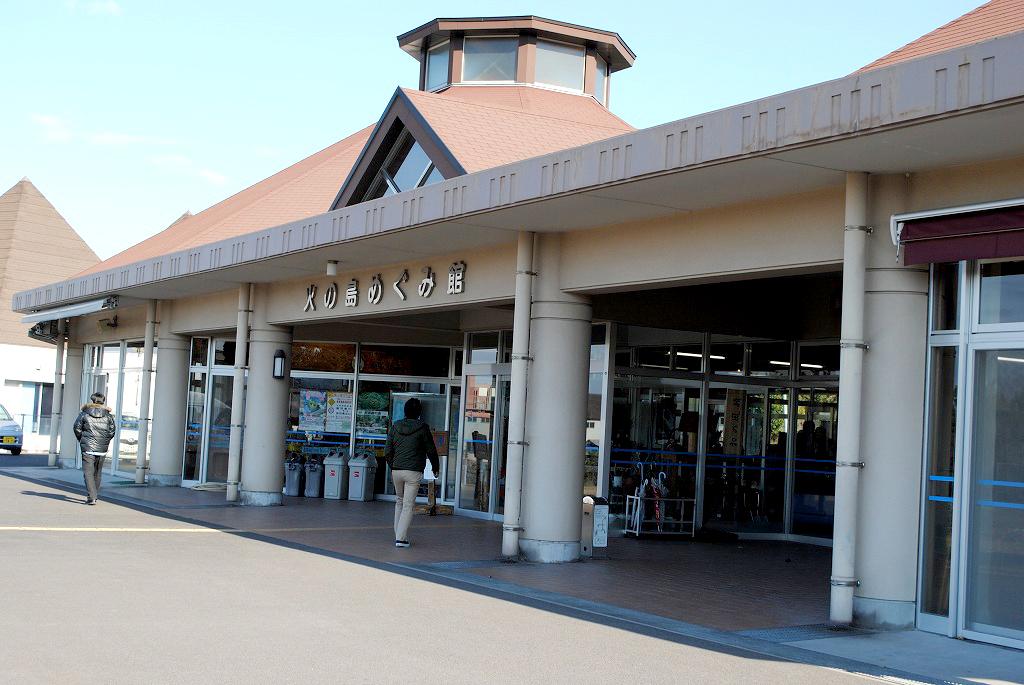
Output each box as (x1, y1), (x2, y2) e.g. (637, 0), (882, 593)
(860, 0), (1024, 72)
(78, 125), (374, 277)
(406, 86), (634, 172)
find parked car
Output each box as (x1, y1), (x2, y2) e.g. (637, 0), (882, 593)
(0, 404), (24, 455)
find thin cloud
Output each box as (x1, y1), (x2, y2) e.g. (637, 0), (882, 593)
(90, 131), (177, 146)
(198, 169), (227, 185)
(31, 114), (72, 142)
(150, 155), (227, 186)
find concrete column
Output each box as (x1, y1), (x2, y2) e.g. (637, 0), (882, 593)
(501, 231), (535, 558)
(148, 332), (189, 486)
(239, 283), (292, 506)
(853, 177), (929, 629)
(134, 301), (157, 484)
(58, 343), (84, 469)
(830, 172), (870, 624)
(518, 233), (593, 562)
(226, 284), (251, 502)
(47, 320), (67, 467)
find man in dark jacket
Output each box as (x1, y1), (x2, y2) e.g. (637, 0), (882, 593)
(73, 392), (116, 505)
(385, 398), (439, 547)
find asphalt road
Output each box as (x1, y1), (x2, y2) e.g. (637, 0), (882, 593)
(0, 473), (883, 684)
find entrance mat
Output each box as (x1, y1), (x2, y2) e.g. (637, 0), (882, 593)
(735, 623), (875, 642)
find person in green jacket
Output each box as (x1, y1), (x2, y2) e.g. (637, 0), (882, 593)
(385, 398), (439, 548)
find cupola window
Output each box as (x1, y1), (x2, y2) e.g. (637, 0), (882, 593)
(594, 54), (609, 104)
(362, 128), (444, 201)
(535, 39), (585, 92)
(425, 40), (449, 91)
(462, 36), (518, 82)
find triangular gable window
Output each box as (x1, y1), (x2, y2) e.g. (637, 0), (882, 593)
(358, 125), (445, 203)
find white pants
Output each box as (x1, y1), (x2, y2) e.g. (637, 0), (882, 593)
(392, 469), (422, 541)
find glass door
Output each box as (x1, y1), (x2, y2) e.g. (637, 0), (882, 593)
(961, 347), (1024, 646)
(204, 373), (234, 483)
(703, 385), (787, 534)
(456, 374), (510, 518)
(180, 367), (233, 485)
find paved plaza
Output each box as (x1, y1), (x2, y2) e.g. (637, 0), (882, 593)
(1, 464), (1021, 684)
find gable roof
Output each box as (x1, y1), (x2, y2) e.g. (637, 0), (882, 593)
(0, 179), (100, 346)
(77, 125), (374, 277)
(860, 0), (1024, 72)
(333, 85), (634, 207)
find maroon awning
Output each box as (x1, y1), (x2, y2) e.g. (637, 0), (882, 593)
(901, 205), (1024, 265)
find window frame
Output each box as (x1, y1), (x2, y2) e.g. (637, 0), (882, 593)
(534, 37), (587, 93)
(424, 39), (450, 92)
(460, 35), (519, 84)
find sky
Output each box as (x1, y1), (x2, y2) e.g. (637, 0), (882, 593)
(1, 0), (986, 260)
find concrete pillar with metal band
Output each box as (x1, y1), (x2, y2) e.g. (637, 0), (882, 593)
(46, 319), (67, 467)
(148, 332), (189, 486)
(226, 284), (252, 502)
(239, 283), (292, 506)
(830, 172), (871, 624)
(501, 231), (536, 558)
(58, 342), (85, 468)
(134, 301), (158, 484)
(518, 233), (593, 563)
(852, 175), (929, 628)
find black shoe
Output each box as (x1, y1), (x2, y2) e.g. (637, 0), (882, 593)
(395, 540), (410, 548)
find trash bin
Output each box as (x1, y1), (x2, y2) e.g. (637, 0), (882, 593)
(323, 455), (347, 500)
(581, 496), (610, 558)
(347, 455), (377, 501)
(304, 457), (324, 498)
(284, 456), (304, 497)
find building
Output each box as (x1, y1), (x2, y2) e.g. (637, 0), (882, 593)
(13, 3), (1024, 648)
(0, 178), (99, 452)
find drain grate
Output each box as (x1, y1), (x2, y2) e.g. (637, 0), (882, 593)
(735, 623), (874, 642)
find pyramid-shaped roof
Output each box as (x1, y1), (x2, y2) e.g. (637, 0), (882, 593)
(0, 179), (100, 346)
(860, 0), (1024, 72)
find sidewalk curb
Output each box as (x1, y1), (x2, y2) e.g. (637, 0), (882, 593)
(0, 468), (966, 685)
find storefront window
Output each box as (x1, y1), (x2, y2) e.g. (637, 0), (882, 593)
(468, 332), (499, 364)
(749, 341), (792, 378)
(190, 338), (209, 366)
(709, 340), (744, 375)
(288, 376), (353, 465)
(360, 345), (449, 376)
(637, 346), (670, 369)
(798, 343), (840, 378)
(932, 262), (960, 331)
(460, 375), (497, 512)
(672, 344), (703, 372)
(978, 260), (1024, 325)
(922, 346), (957, 617)
(213, 339), (236, 367)
(292, 342), (356, 373)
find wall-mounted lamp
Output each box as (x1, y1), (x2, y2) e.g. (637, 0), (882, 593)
(326, 260), (339, 276)
(273, 349), (286, 379)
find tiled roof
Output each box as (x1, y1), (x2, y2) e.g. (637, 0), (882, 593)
(0, 179), (100, 346)
(77, 125), (375, 277)
(407, 86), (634, 172)
(78, 85), (633, 277)
(859, 0), (1024, 72)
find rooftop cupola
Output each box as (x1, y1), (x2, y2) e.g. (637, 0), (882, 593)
(397, 16), (635, 106)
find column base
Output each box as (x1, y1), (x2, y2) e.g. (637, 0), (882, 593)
(239, 490), (283, 506)
(148, 473), (182, 487)
(853, 596), (916, 630)
(58, 457), (77, 469)
(519, 538), (580, 563)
